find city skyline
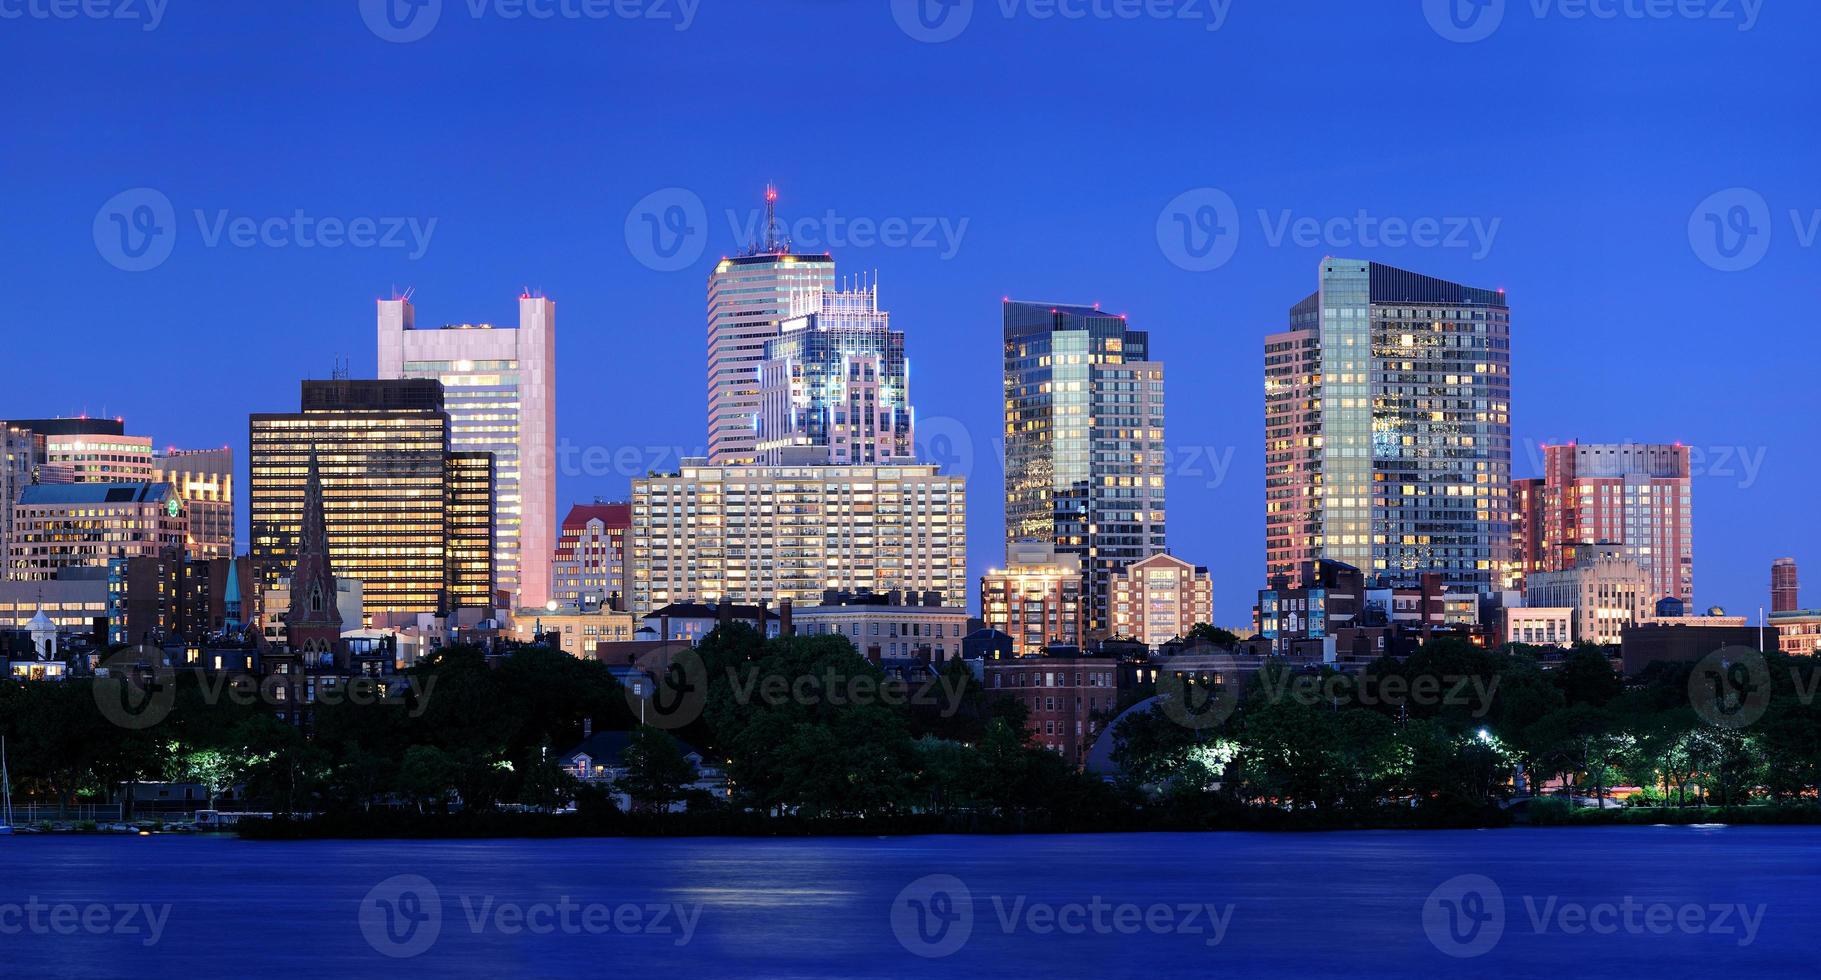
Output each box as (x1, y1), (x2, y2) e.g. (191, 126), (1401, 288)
(6, 3), (1816, 622)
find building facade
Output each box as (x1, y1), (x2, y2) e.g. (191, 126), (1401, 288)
(1003, 301), (1166, 637)
(630, 461), (966, 615)
(41, 431), (154, 484)
(154, 448), (235, 560)
(7, 483), (187, 581)
(1107, 552), (1213, 648)
(1513, 443), (1693, 603)
(514, 598), (638, 657)
(756, 281), (913, 465)
(1501, 606), (1575, 648)
(706, 199), (837, 464)
(980, 541), (1086, 657)
(1265, 260), (1512, 592)
(0, 425), (29, 565)
(1770, 611), (1821, 657)
(791, 590), (969, 664)
(249, 379), (495, 620)
(984, 654), (1119, 767)
(552, 502), (630, 609)
(1772, 557), (1799, 613)
(1524, 547), (1654, 646)
(379, 293), (557, 608)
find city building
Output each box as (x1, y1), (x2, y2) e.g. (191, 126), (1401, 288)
(707, 189), (837, 464)
(1265, 260), (1512, 592)
(984, 653), (1119, 766)
(249, 379), (496, 621)
(1501, 606), (1574, 648)
(513, 598), (638, 657)
(552, 501), (630, 609)
(559, 730), (727, 812)
(108, 552), (244, 647)
(1772, 557), (1799, 614)
(0, 425), (30, 564)
(1524, 546), (1654, 646)
(1256, 559), (1388, 660)
(283, 451), (344, 654)
(980, 541), (1086, 657)
(379, 292), (557, 608)
(1513, 443), (1693, 602)
(154, 448), (235, 560)
(1621, 623), (1769, 677)
(638, 601), (783, 644)
(1003, 300), (1166, 636)
(756, 279), (913, 465)
(40, 430), (154, 484)
(1770, 608), (1821, 657)
(258, 577), (363, 648)
(792, 589), (969, 663)
(7, 482), (187, 581)
(0, 575), (110, 637)
(630, 460), (966, 615)
(1107, 553), (1213, 648)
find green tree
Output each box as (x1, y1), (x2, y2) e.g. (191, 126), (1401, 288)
(615, 726), (698, 812)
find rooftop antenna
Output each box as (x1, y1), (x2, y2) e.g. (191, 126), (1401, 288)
(330, 356), (349, 381)
(744, 184), (789, 257)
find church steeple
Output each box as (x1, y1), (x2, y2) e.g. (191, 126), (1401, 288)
(285, 447), (343, 655)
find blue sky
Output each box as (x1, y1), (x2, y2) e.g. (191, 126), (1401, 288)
(3, 0), (1815, 624)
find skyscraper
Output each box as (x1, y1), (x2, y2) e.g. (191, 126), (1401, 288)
(249, 379), (495, 620)
(757, 279), (913, 464)
(1265, 260), (1512, 592)
(1003, 301), (1166, 637)
(379, 292), (556, 608)
(1772, 557), (1800, 613)
(1512, 443), (1693, 603)
(154, 448), (235, 560)
(707, 189), (836, 464)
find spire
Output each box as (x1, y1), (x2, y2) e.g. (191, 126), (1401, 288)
(743, 185), (790, 257)
(301, 447), (328, 559)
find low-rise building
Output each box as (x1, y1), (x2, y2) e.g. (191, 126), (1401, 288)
(1502, 606), (1574, 648)
(1770, 610), (1821, 657)
(984, 653), (1119, 767)
(791, 589), (968, 664)
(981, 542), (1086, 657)
(558, 730), (728, 812)
(1108, 553), (1213, 649)
(1524, 545), (1653, 646)
(513, 599), (638, 657)
(640, 601), (782, 645)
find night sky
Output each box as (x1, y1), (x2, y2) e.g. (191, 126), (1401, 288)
(5, 0), (1814, 624)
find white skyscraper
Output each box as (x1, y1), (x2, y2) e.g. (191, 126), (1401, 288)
(378, 293), (556, 608)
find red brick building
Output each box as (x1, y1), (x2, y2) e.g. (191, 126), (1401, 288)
(1513, 443), (1693, 603)
(985, 654), (1119, 767)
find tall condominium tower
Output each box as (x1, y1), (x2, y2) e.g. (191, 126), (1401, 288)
(1512, 443), (1693, 603)
(154, 448), (235, 560)
(757, 279), (913, 465)
(1773, 557), (1800, 613)
(379, 293), (556, 608)
(249, 379), (495, 619)
(1265, 260), (1512, 592)
(1003, 301), (1167, 637)
(707, 189), (836, 464)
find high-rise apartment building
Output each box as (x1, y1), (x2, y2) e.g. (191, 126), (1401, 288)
(707, 192), (836, 464)
(552, 501), (630, 609)
(0, 425), (30, 566)
(1512, 443), (1693, 603)
(8, 482), (187, 581)
(757, 280), (913, 465)
(1265, 260), (1512, 592)
(249, 379), (495, 620)
(1003, 301), (1166, 637)
(630, 460), (966, 615)
(41, 431), (153, 483)
(154, 448), (235, 560)
(379, 293), (556, 608)
(1108, 552), (1214, 648)
(980, 541), (1087, 656)
(1772, 557), (1799, 613)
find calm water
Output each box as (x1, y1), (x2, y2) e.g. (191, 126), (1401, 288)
(0, 827), (1815, 978)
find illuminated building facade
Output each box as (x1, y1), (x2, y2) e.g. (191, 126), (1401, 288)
(41, 431), (154, 483)
(1002, 301), (1166, 637)
(552, 502), (629, 608)
(1265, 260), (1512, 591)
(249, 379), (496, 620)
(980, 541), (1086, 656)
(7, 482), (187, 581)
(706, 195), (836, 464)
(630, 460), (966, 615)
(379, 293), (556, 608)
(1513, 443), (1693, 603)
(1108, 552), (1213, 648)
(1772, 557), (1799, 614)
(0, 425), (29, 566)
(756, 280), (913, 465)
(1524, 546), (1653, 646)
(154, 448), (235, 560)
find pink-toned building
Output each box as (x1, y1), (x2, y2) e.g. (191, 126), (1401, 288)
(1108, 553), (1213, 648)
(1773, 557), (1799, 613)
(552, 501), (630, 609)
(1513, 443), (1693, 604)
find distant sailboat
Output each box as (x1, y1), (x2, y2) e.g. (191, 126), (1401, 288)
(0, 735), (14, 835)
